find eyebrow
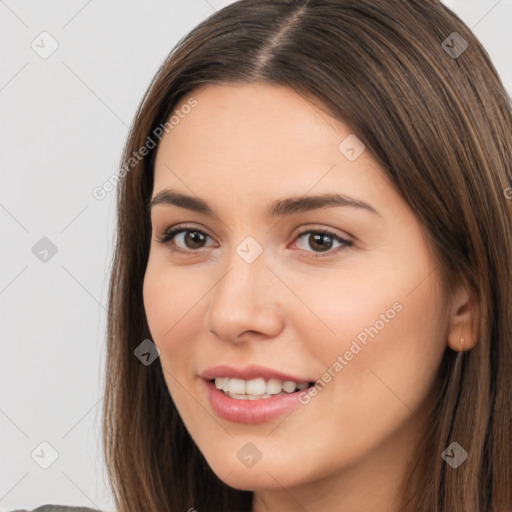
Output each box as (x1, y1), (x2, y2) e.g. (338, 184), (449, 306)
(148, 188), (380, 217)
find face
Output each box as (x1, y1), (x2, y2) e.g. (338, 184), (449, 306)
(143, 82), (449, 493)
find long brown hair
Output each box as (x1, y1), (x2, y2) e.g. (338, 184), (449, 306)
(102, 1), (512, 510)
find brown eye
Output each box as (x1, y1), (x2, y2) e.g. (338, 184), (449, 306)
(181, 230), (207, 249)
(157, 228), (214, 251)
(293, 229), (353, 257)
(307, 233), (335, 252)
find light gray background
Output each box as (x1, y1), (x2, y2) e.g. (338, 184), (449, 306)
(1, 1), (511, 510)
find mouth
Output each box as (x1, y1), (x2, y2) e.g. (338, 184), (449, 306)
(202, 375), (316, 424)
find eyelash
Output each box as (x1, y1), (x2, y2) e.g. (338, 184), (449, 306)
(156, 225), (353, 259)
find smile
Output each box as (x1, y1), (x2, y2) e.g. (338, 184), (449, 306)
(201, 377), (312, 425)
(214, 377), (309, 399)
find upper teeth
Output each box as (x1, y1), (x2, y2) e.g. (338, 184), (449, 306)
(215, 377), (308, 396)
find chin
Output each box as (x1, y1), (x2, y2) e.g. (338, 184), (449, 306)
(203, 451), (312, 491)
(220, 468), (293, 491)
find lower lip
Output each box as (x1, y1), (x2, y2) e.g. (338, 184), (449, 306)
(203, 379), (305, 424)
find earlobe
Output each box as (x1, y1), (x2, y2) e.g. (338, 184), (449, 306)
(448, 327), (477, 352)
(446, 283), (478, 352)
(448, 332), (470, 352)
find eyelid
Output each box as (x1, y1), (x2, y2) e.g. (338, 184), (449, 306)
(291, 224), (352, 242)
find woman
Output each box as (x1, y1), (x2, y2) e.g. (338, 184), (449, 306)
(102, 0), (512, 511)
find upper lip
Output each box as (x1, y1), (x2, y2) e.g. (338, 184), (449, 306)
(200, 364), (312, 384)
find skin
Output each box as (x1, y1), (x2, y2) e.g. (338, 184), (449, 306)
(143, 82), (476, 512)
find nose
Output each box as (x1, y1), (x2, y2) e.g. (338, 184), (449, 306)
(204, 248), (285, 344)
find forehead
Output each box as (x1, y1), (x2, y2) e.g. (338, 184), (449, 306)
(159, 83), (340, 160)
(157, 84), (367, 179)
(151, 83), (404, 224)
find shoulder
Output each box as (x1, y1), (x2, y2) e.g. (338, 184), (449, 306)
(10, 506), (103, 512)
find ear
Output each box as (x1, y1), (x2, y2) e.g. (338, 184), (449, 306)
(446, 281), (478, 352)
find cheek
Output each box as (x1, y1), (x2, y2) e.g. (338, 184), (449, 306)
(142, 263), (203, 414)
(278, 259), (413, 362)
(342, 277), (445, 426)
(142, 261), (201, 363)
(144, 254), (193, 332)
(286, 248), (446, 418)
